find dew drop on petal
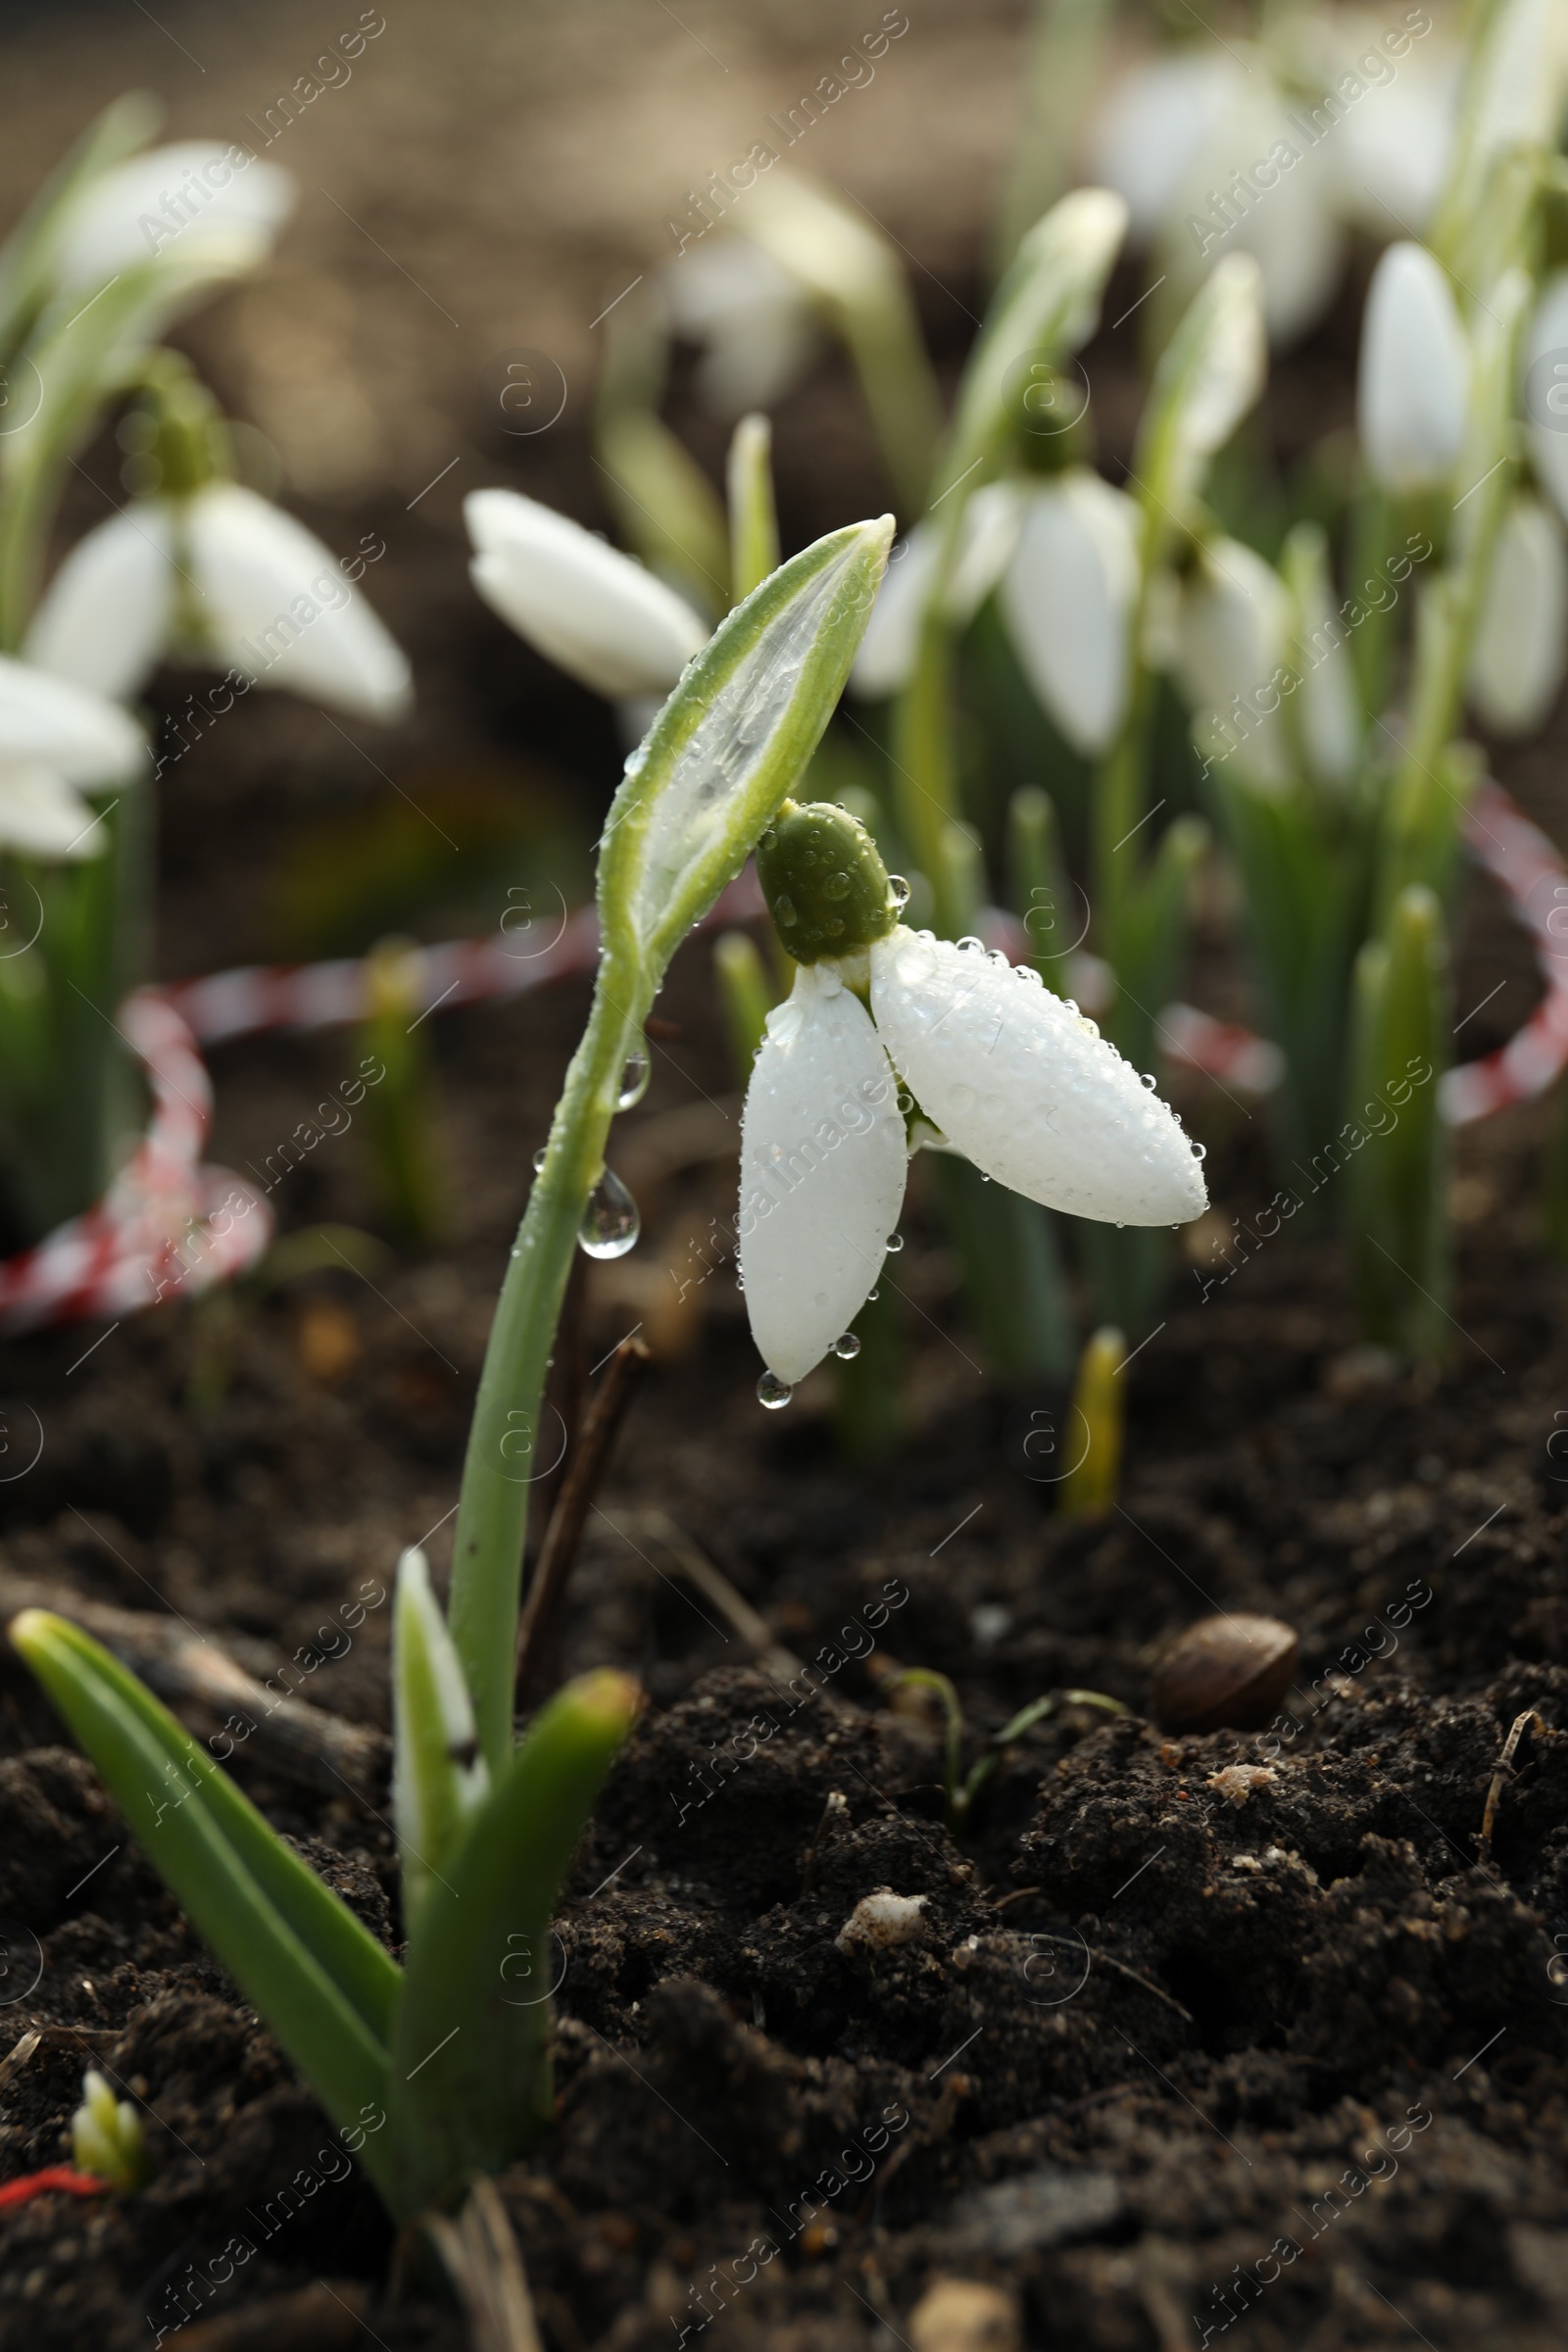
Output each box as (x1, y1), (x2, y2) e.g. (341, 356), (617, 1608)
(1142, 1071), (1157, 1090)
(888, 875), (910, 908)
(774, 893), (798, 926)
(757, 1369), (793, 1409)
(578, 1168), (640, 1259)
(617, 1044), (651, 1108)
(831, 1332), (861, 1359)
(1194, 1142), (1208, 1160)
(885, 1232), (905, 1253)
(532, 1148), (547, 1171)
(868, 1287), (880, 1300)
(956, 935), (984, 954)
(951, 1082), (977, 1113)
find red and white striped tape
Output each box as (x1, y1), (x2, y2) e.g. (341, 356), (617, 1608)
(2, 794), (1563, 1336)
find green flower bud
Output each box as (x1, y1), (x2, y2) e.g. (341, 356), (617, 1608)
(756, 799), (900, 963)
(122, 354), (230, 501)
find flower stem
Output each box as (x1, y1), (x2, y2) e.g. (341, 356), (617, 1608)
(448, 955), (642, 1772)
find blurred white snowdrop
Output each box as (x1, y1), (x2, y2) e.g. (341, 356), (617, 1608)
(1525, 270), (1568, 530)
(738, 802), (1206, 1388)
(27, 482), (412, 722)
(659, 237), (817, 416)
(1090, 20), (1455, 345)
(1357, 240), (1469, 494)
(849, 483), (1020, 699)
(466, 488), (709, 698)
(51, 140), (294, 295)
(1176, 537), (1292, 787)
(0, 656), (144, 859)
(1466, 494), (1568, 735)
(999, 470), (1141, 756)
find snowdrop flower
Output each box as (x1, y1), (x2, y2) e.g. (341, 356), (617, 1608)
(1524, 270), (1568, 531)
(51, 140), (294, 295)
(1176, 537), (1292, 787)
(1466, 494), (1568, 736)
(1357, 242), (1469, 495)
(738, 801), (1206, 1392)
(27, 483), (411, 722)
(849, 484), (1020, 700)
(0, 657), (144, 859)
(999, 470), (1141, 756)
(466, 489), (709, 698)
(659, 237), (817, 416)
(1091, 29), (1455, 346)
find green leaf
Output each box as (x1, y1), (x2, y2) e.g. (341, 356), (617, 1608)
(11, 1611), (399, 2186)
(1133, 254), (1265, 556)
(392, 1546), (491, 1937)
(942, 186), (1126, 499)
(726, 414), (779, 607)
(1344, 884), (1450, 1356)
(0, 92), (161, 353)
(387, 1669), (639, 2217)
(596, 515), (894, 973)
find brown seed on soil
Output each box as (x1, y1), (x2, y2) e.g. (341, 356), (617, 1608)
(1150, 1613), (1298, 1733)
(910, 2279), (1020, 2352)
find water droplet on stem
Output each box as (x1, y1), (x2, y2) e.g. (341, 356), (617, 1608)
(578, 1168), (640, 1258)
(617, 1043), (651, 1109)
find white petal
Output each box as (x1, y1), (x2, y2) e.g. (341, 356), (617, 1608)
(53, 142), (294, 292)
(869, 930), (1206, 1226)
(738, 964), (906, 1384)
(1175, 253), (1267, 462)
(1357, 242), (1468, 495)
(1176, 538), (1292, 787)
(1525, 270), (1568, 530)
(466, 488), (708, 697)
(659, 239), (816, 415)
(1001, 470), (1140, 755)
(0, 655), (145, 780)
(1466, 494), (1568, 736)
(1089, 53), (1249, 240)
(186, 484), (412, 720)
(848, 487), (1019, 703)
(0, 761), (102, 858)
(1333, 60), (1457, 233)
(24, 506), (175, 704)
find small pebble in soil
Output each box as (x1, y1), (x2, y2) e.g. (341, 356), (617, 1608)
(834, 1887), (929, 1953)
(1150, 1611), (1298, 1733)
(910, 2278), (1020, 2352)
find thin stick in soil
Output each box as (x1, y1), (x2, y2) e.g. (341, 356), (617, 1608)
(514, 1333), (650, 1703)
(1478, 1705), (1546, 1868)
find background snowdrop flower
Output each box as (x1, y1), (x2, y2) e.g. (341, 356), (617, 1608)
(1524, 269), (1568, 530)
(738, 801), (1206, 1389)
(659, 237), (817, 416)
(26, 483), (412, 722)
(0, 656), (144, 859)
(999, 469), (1140, 755)
(1089, 51), (1246, 243)
(466, 488), (709, 698)
(849, 483), (1019, 700)
(1176, 537), (1292, 786)
(1357, 241), (1469, 495)
(51, 140), (294, 294)
(1465, 494), (1568, 736)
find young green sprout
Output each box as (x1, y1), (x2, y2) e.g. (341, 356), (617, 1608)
(1059, 1325), (1126, 1520)
(892, 1669), (1127, 1833)
(72, 2069), (146, 2194)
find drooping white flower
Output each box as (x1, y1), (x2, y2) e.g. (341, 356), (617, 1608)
(1357, 242), (1469, 495)
(737, 804), (1206, 1390)
(1466, 493), (1568, 736)
(999, 470), (1141, 755)
(466, 488), (709, 698)
(1090, 33), (1456, 348)
(1176, 537), (1292, 787)
(51, 140), (294, 295)
(660, 237), (817, 416)
(0, 656), (145, 858)
(26, 484), (411, 722)
(1525, 269), (1568, 531)
(849, 484), (1020, 700)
